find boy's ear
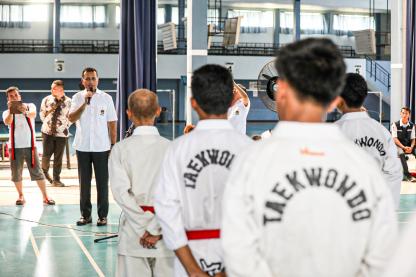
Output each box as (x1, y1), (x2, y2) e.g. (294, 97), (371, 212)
(155, 106), (161, 117)
(327, 96), (342, 112)
(126, 109), (132, 120)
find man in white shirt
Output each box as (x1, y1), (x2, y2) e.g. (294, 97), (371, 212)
(336, 73), (402, 209)
(154, 64), (251, 277)
(391, 107), (416, 182)
(109, 89), (173, 277)
(221, 38), (397, 277)
(2, 86), (55, 206)
(69, 67), (117, 226)
(39, 80), (72, 187)
(227, 83), (250, 135)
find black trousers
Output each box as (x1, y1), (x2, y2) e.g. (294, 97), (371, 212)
(76, 150), (109, 219)
(41, 133), (67, 181)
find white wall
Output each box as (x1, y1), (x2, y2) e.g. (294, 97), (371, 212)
(0, 53), (366, 80)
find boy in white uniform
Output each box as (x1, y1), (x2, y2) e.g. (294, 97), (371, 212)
(109, 89), (173, 277)
(221, 38), (398, 277)
(336, 73), (402, 209)
(154, 64), (251, 277)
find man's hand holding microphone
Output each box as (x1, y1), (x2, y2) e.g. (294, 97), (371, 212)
(85, 86), (95, 105)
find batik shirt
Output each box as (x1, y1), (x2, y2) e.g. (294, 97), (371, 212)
(40, 95), (71, 137)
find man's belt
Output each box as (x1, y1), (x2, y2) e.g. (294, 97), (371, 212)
(139, 205), (220, 240)
(185, 229), (220, 240)
(140, 206), (155, 213)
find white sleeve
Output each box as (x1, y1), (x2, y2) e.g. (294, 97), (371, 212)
(222, 154), (274, 277)
(382, 214), (416, 277)
(357, 170), (398, 277)
(390, 123), (397, 138)
(109, 143), (159, 237)
(69, 93), (82, 114)
(2, 110), (10, 125)
(154, 145), (188, 251)
(106, 95), (117, 122)
(39, 97), (47, 122)
(411, 125), (415, 140)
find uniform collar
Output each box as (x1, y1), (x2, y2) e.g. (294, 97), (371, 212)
(132, 126), (160, 136)
(338, 111), (370, 121)
(272, 121), (344, 140)
(195, 119), (233, 130)
(83, 88), (103, 95)
(400, 119), (411, 127)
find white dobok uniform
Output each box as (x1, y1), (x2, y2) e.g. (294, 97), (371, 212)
(109, 126), (174, 277)
(222, 122), (398, 277)
(336, 112), (402, 209)
(154, 119), (251, 277)
(382, 213), (416, 277)
(228, 99), (250, 135)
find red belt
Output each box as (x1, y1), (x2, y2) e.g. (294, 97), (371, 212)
(139, 205), (220, 240)
(140, 206), (155, 213)
(186, 229), (220, 240)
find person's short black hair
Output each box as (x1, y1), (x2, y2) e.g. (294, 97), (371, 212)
(191, 64), (234, 115)
(340, 73), (368, 108)
(82, 67), (98, 78)
(401, 107), (411, 113)
(275, 38), (346, 106)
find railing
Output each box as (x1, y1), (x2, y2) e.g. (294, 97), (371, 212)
(0, 39), (358, 58)
(365, 55), (391, 91)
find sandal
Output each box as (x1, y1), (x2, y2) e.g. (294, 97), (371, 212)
(43, 199), (55, 205)
(16, 199), (26, 205)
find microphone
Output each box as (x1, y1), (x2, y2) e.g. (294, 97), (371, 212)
(86, 86), (93, 105)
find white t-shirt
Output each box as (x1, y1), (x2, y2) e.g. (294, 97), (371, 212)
(69, 89), (117, 152)
(227, 99), (250, 135)
(391, 119), (415, 139)
(2, 103), (36, 148)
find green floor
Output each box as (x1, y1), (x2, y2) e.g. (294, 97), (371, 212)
(1, 196), (416, 277)
(0, 204), (121, 277)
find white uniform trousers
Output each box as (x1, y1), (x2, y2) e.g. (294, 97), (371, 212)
(117, 254), (174, 277)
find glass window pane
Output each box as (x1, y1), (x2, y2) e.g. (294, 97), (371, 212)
(116, 5), (120, 25)
(94, 6), (106, 23)
(23, 4), (49, 22)
(157, 7), (165, 25)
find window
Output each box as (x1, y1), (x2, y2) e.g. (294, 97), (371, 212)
(171, 7), (187, 25)
(157, 7), (166, 25)
(280, 11), (327, 34)
(116, 5), (120, 25)
(0, 4), (48, 27)
(228, 10), (273, 33)
(61, 5), (107, 27)
(333, 14), (375, 35)
(23, 5), (49, 22)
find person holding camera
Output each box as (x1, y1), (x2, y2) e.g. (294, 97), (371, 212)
(69, 67), (117, 227)
(39, 80), (72, 187)
(2, 86), (55, 206)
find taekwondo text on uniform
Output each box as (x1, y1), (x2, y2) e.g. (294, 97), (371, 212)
(354, 136), (386, 156)
(184, 149), (236, 189)
(263, 167), (371, 225)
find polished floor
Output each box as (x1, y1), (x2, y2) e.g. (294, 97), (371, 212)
(1, 180), (416, 277)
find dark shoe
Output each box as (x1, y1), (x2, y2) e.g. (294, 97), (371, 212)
(97, 218), (107, 226)
(16, 198), (26, 205)
(52, 180), (65, 187)
(43, 198), (55, 205)
(76, 217), (92, 226)
(43, 172), (53, 184)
